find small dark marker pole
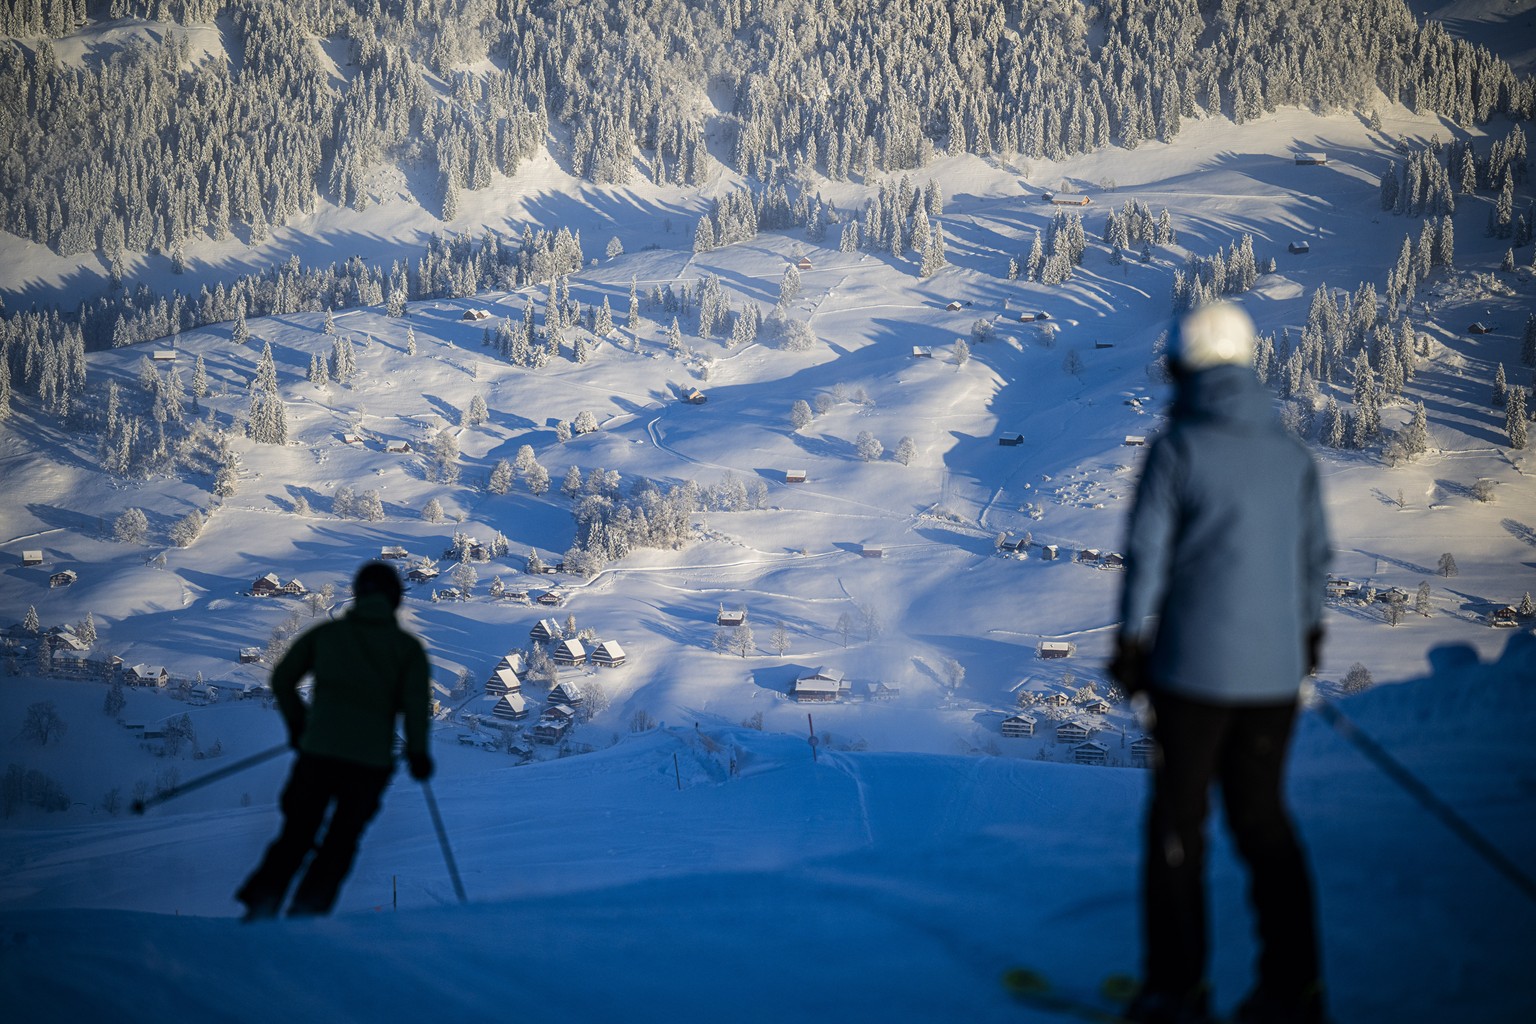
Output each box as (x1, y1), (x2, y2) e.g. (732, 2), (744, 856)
(393, 875), (397, 910)
(807, 713), (818, 762)
(673, 752), (682, 790)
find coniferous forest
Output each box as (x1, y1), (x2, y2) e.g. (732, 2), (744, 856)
(0, 0), (1531, 422)
(3, 0), (1530, 264)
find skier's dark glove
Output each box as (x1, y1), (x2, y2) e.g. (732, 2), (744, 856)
(1306, 626), (1325, 676)
(408, 753), (435, 782)
(1109, 633), (1149, 696)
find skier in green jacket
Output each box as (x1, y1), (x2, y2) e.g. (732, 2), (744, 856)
(237, 561), (432, 919)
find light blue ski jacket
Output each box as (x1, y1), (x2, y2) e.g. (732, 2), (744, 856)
(1119, 364), (1331, 704)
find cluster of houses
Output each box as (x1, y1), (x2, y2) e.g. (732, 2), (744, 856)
(4, 622), (246, 705)
(1076, 549), (1125, 570)
(1000, 690), (1152, 767)
(995, 540), (1124, 569)
(250, 573), (308, 597)
(789, 666), (899, 703)
(998, 536), (1060, 560)
(528, 618), (626, 670)
(462, 619), (629, 749)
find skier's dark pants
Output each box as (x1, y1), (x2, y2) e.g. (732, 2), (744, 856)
(237, 753), (392, 917)
(1143, 691), (1319, 1001)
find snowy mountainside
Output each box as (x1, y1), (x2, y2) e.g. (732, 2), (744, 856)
(2, 106), (1534, 770)
(1, 16), (1535, 1020)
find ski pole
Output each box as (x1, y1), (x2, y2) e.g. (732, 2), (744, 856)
(421, 780), (468, 905)
(131, 743), (289, 815)
(1315, 699), (1536, 904)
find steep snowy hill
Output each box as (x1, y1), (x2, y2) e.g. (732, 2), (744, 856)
(1, 633), (1533, 1023)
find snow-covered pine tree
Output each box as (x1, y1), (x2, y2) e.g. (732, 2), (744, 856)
(1507, 386), (1529, 449)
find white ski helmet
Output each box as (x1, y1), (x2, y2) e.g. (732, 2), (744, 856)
(1168, 301), (1256, 370)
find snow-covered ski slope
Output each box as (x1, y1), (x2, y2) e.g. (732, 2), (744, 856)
(1, 636), (1533, 1023)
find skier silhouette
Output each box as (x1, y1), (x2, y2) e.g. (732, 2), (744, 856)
(237, 561), (432, 919)
(1114, 302), (1332, 1024)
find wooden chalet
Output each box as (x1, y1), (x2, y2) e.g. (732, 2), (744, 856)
(380, 545), (409, 560)
(1072, 740), (1109, 766)
(549, 681), (585, 707)
(492, 692), (530, 721)
(998, 433), (1025, 446)
(1043, 692), (1071, 707)
(407, 565), (439, 583)
(543, 703), (578, 722)
(684, 388), (707, 404)
(591, 640), (627, 668)
(129, 664), (169, 688)
(1055, 720), (1091, 744)
(1049, 193), (1091, 206)
(1325, 577), (1359, 598)
(1039, 641), (1073, 660)
(239, 647), (262, 664)
(1123, 435), (1147, 447)
(49, 569), (78, 588)
(385, 439), (413, 454)
(1490, 606), (1520, 628)
(532, 717), (571, 744)
(1131, 735), (1157, 768)
(51, 649), (101, 676)
(530, 618), (561, 643)
(796, 255), (813, 271)
(1001, 714), (1037, 738)
(250, 572), (283, 596)
(21, 550), (43, 566)
(1287, 241), (1310, 254)
(717, 605), (747, 627)
(912, 345), (934, 358)
(1016, 311), (1049, 323)
(1468, 322), (1494, 335)
(537, 590), (565, 607)
(552, 638), (587, 666)
(1081, 698), (1113, 715)
(1101, 553), (1125, 571)
(945, 300), (964, 311)
(342, 432), (364, 446)
(485, 667), (522, 697)
(793, 667), (848, 703)
(152, 349), (178, 361)
(281, 578), (308, 596)
(1041, 544), (1059, 561)
(48, 629), (88, 651)
(859, 545), (884, 558)
(867, 681), (899, 701)
(1294, 152), (1327, 165)
(784, 469), (808, 483)
(462, 308), (492, 321)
